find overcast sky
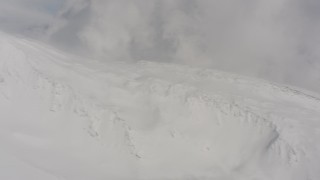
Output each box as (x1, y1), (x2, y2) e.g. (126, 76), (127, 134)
(1, 0), (320, 92)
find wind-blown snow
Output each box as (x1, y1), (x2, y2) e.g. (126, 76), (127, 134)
(0, 32), (320, 180)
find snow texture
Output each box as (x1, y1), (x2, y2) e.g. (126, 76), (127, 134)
(0, 32), (319, 180)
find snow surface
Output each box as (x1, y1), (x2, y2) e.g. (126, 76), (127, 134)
(0, 32), (319, 180)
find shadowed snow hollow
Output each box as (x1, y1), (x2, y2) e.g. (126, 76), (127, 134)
(0, 32), (320, 180)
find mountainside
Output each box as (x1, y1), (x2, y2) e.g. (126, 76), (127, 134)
(0, 32), (320, 180)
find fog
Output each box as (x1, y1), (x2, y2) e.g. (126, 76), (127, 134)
(1, 0), (320, 92)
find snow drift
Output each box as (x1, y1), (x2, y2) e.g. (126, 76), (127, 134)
(0, 32), (320, 180)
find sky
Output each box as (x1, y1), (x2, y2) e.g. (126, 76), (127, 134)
(0, 0), (320, 92)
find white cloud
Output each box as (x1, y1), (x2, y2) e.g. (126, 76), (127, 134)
(1, 0), (320, 92)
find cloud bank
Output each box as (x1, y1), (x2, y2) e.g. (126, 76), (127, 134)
(0, 0), (63, 37)
(1, 0), (320, 92)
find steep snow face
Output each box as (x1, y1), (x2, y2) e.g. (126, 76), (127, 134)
(0, 32), (320, 180)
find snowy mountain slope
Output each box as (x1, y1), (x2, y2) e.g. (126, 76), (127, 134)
(0, 32), (320, 180)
